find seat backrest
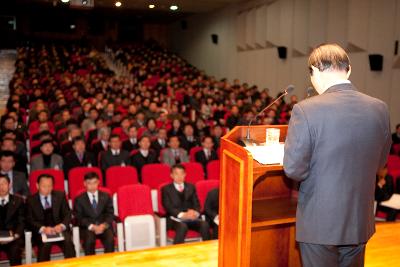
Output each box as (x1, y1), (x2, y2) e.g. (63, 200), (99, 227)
(181, 162), (205, 184)
(68, 167), (103, 199)
(189, 146), (203, 162)
(387, 155), (400, 170)
(195, 180), (219, 212)
(206, 160), (220, 180)
(141, 163), (171, 189)
(117, 184), (153, 221)
(156, 183), (170, 217)
(106, 166), (139, 194)
(29, 169), (65, 194)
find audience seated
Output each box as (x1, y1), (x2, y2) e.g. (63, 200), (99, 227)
(122, 125), (139, 152)
(0, 174), (25, 266)
(161, 164), (210, 244)
(100, 134), (130, 174)
(375, 166), (399, 221)
(195, 136), (218, 175)
(26, 173), (75, 262)
(31, 139), (63, 172)
(0, 151), (29, 198)
(74, 172), (115, 255)
(161, 135), (189, 166)
(130, 135), (158, 182)
(63, 136), (97, 179)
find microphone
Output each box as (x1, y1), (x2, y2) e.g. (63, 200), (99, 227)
(241, 85), (295, 146)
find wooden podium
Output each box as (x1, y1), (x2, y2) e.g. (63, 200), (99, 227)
(218, 125), (301, 267)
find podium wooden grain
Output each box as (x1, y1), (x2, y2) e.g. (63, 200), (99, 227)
(218, 125), (301, 267)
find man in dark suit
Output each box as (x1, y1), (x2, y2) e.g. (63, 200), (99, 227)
(283, 43), (392, 267)
(0, 151), (29, 198)
(26, 173), (75, 262)
(74, 172), (114, 255)
(204, 188), (219, 239)
(91, 127), (110, 162)
(130, 135), (158, 182)
(0, 174), (25, 266)
(195, 136), (218, 175)
(1, 137), (28, 175)
(161, 164), (210, 244)
(122, 125), (139, 152)
(100, 134), (130, 174)
(63, 136), (97, 180)
(179, 124), (200, 153)
(151, 128), (168, 158)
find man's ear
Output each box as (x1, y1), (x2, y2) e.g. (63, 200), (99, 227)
(346, 66), (352, 79)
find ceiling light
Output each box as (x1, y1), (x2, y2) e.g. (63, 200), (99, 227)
(170, 5), (178, 11)
(115, 1), (122, 7)
(149, 4), (155, 9)
(61, 0), (70, 3)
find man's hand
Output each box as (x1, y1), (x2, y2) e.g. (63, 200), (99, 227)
(43, 227), (55, 235)
(54, 224), (64, 234)
(186, 209), (199, 220)
(377, 176), (386, 188)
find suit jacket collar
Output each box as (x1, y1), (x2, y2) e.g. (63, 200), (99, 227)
(325, 82), (356, 94)
(36, 191), (60, 219)
(83, 190), (105, 216)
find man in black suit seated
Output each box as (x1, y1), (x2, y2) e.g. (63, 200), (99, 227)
(195, 136), (218, 175)
(1, 137), (28, 175)
(122, 125), (139, 152)
(179, 124), (200, 153)
(74, 172), (115, 255)
(161, 164), (210, 244)
(26, 173), (75, 262)
(204, 188), (219, 239)
(151, 128), (168, 158)
(0, 151), (29, 198)
(130, 135), (158, 182)
(59, 127), (82, 157)
(91, 127), (110, 162)
(100, 134), (130, 174)
(0, 174), (25, 266)
(63, 137), (97, 180)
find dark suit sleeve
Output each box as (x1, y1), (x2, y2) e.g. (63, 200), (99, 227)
(58, 192), (72, 228)
(161, 186), (181, 217)
(15, 197), (25, 236)
(26, 197), (44, 233)
(100, 153), (109, 172)
(103, 194), (115, 226)
(283, 104), (312, 181)
(74, 195), (92, 228)
(190, 185), (201, 213)
(204, 189), (218, 220)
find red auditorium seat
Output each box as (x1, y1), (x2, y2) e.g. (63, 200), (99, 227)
(106, 166), (139, 194)
(206, 160), (220, 180)
(181, 162), (205, 184)
(141, 163), (171, 189)
(117, 184), (153, 221)
(195, 180), (219, 212)
(29, 169), (65, 194)
(387, 155), (400, 170)
(189, 146), (203, 162)
(68, 167), (103, 199)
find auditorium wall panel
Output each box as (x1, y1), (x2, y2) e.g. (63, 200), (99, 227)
(168, 0), (400, 129)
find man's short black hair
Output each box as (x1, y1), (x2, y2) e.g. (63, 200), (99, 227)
(171, 164), (185, 173)
(37, 173), (55, 184)
(0, 150), (15, 160)
(109, 133), (120, 141)
(72, 136), (85, 145)
(84, 171), (99, 181)
(40, 139), (54, 147)
(0, 174), (10, 184)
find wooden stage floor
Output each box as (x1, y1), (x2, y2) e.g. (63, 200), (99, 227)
(24, 222), (400, 267)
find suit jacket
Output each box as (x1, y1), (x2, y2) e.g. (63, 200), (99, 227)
(26, 190), (72, 235)
(161, 148), (189, 166)
(151, 139), (167, 158)
(195, 149), (218, 173)
(0, 194), (25, 237)
(161, 182), (200, 218)
(63, 151), (97, 179)
(10, 171), (29, 198)
(100, 149), (131, 172)
(130, 150), (158, 180)
(92, 141), (107, 160)
(30, 153), (63, 172)
(179, 136), (200, 153)
(74, 190), (114, 229)
(60, 141), (74, 156)
(204, 188), (219, 223)
(283, 83), (392, 245)
(122, 139), (138, 153)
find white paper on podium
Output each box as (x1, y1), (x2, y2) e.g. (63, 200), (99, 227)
(380, 194), (400, 210)
(244, 143), (284, 165)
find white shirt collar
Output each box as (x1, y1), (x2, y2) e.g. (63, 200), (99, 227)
(0, 194), (10, 205)
(140, 149), (149, 157)
(87, 190), (98, 202)
(111, 149), (120, 155)
(173, 182), (184, 191)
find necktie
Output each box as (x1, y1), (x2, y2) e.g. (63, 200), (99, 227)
(1, 199), (5, 206)
(44, 196), (51, 209)
(78, 153), (83, 163)
(178, 185), (184, 192)
(92, 194), (97, 210)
